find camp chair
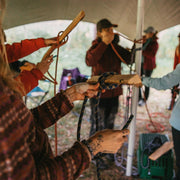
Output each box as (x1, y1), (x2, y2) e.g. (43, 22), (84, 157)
(59, 67), (88, 91)
(25, 79), (51, 107)
(59, 67), (90, 121)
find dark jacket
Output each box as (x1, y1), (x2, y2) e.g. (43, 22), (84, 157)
(142, 37), (158, 70)
(86, 38), (131, 98)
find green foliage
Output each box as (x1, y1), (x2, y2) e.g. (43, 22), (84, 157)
(156, 25), (180, 60)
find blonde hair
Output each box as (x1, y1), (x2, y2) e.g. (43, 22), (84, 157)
(0, 0), (23, 95)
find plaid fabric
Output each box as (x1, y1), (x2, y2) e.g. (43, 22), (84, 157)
(0, 80), (90, 180)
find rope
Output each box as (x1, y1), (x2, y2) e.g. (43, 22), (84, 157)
(42, 31), (69, 155)
(141, 88), (165, 133)
(76, 72), (119, 180)
(77, 96), (88, 141)
(110, 43), (128, 65)
(114, 33), (143, 44)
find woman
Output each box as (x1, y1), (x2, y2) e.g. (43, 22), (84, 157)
(142, 64), (180, 180)
(0, 10), (129, 179)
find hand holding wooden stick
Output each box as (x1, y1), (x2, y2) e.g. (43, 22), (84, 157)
(87, 74), (142, 87)
(41, 10), (85, 61)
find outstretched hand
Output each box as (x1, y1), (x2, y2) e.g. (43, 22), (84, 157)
(88, 129), (129, 156)
(65, 82), (100, 103)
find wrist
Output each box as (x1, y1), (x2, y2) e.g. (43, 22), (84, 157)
(87, 137), (101, 156)
(81, 140), (94, 159)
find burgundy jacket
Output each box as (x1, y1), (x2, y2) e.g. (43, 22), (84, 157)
(86, 38), (131, 98)
(142, 38), (159, 70)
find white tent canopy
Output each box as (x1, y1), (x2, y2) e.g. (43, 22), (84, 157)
(4, 0), (180, 38)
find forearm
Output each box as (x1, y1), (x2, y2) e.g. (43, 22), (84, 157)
(36, 142), (91, 180)
(142, 65), (180, 90)
(31, 91), (73, 129)
(15, 69), (43, 95)
(6, 38), (46, 63)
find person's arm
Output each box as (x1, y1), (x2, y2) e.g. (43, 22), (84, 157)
(142, 40), (158, 59)
(0, 81), (90, 180)
(0, 83), (129, 180)
(36, 128), (129, 180)
(6, 38), (47, 63)
(15, 56), (53, 95)
(15, 69), (43, 95)
(142, 63), (180, 90)
(31, 83), (99, 129)
(6, 37), (58, 64)
(85, 40), (108, 66)
(173, 46), (179, 69)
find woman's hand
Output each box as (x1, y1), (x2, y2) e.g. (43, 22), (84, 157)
(64, 82), (100, 103)
(36, 55), (53, 74)
(87, 129), (129, 156)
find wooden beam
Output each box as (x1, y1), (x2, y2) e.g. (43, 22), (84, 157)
(87, 74), (142, 87)
(149, 141), (174, 161)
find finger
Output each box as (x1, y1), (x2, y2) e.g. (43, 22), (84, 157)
(88, 83), (99, 90)
(85, 91), (97, 98)
(121, 129), (129, 135)
(114, 129), (129, 135)
(46, 55), (53, 63)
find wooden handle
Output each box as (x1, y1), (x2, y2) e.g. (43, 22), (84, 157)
(87, 74), (142, 87)
(42, 10), (85, 61)
(149, 141), (173, 161)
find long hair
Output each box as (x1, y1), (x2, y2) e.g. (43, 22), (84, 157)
(0, 0), (23, 95)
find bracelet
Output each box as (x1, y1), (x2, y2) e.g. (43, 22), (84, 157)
(81, 140), (94, 159)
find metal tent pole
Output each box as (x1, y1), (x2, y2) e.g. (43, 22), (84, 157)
(126, 0), (144, 176)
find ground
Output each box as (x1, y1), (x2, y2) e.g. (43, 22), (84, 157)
(27, 87), (175, 180)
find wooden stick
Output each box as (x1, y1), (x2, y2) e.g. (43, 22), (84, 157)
(42, 10), (85, 61)
(87, 74), (142, 87)
(149, 141), (174, 161)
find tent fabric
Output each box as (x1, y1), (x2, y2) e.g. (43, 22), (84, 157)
(4, 0), (180, 39)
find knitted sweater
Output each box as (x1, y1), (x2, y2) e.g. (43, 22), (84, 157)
(0, 79), (90, 180)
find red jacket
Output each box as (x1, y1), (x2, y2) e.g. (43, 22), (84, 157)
(173, 45), (180, 69)
(6, 38), (47, 94)
(142, 38), (159, 70)
(86, 38), (131, 98)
